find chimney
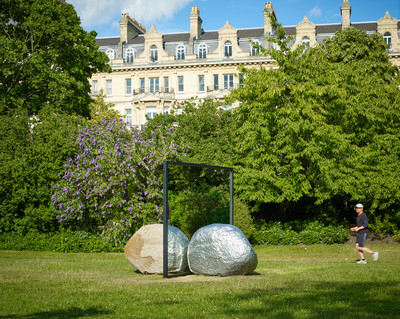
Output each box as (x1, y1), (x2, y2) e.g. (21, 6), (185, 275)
(119, 13), (146, 43)
(341, 0), (351, 29)
(190, 6), (202, 39)
(264, 2), (277, 36)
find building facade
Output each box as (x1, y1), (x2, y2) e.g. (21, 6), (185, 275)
(92, 0), (400, 127)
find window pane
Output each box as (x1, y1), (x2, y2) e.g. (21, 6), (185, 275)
(106, 79), (112, 96)
(150, 46), (158, 61)
(213, 75), (219, 90)
(125, 109), (132, 125)
(164, 77), (169, 92)
(224, 42), (232, 57)
(178, 76), (184, 92)
(92, 80), (98, 95)
(198, 75), (205, 92)
(146, 107), (157, 119)
(126, 79), (132, 95)
(149, 78), (159, 93)
(140, 78), (145, 93)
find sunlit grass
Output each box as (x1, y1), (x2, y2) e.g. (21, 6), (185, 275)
(1, 244), (399, 318)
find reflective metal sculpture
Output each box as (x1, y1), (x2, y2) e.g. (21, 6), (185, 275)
(187, 224), (258, 276)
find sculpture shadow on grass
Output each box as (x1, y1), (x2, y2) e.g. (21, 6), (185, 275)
(0, 307), (113, 319)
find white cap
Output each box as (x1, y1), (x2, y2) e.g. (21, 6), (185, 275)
(355, 203), (363, 208)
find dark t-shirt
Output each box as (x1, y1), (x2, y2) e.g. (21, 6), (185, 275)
(356, 212), (369, 234)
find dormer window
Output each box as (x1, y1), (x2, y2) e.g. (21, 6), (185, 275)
(383, 32), (392, 51)
(198, 43), (207, 59)
(224, 41), (232, 58)
(106, 49), (114, 62)
(176, 45), (185, 60)
(125, 48), (135, 63)
(301, 36), (310, 50)
(251, 40), (260, 56)
(150, 45), (158, 62)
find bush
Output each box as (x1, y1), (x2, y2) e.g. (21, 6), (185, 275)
(369, 214), (397, 239)
(52, 120), (186, 237)
(321, 226), (349, 244)
(169, 188), (229, 239)
(280, 230), (300, 245)
(0, 230), (123, 253)
(233, 197), (256, 240)
(0, 108), (84, 233)
(253, 220), (348, 245)
(299, 221), (324, 245)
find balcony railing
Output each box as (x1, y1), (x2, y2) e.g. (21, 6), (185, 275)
(133, 87), (175, 97)
(207, 84), (240, 92)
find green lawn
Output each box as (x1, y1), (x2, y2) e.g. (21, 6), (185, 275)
(1, 244), (399, 318)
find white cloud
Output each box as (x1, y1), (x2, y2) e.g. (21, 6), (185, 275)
(309, 6), (322, 18)
(68, 0), (193, 28)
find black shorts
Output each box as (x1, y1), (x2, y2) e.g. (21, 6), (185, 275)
(356, 232), (368, 247)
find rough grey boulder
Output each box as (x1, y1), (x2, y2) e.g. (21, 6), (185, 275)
(188, 224), (258, 276)
(124, 224), (189, 274)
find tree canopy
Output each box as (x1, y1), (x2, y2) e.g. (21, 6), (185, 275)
(0, 0), (110, 116)
(228, 19), (400, 216)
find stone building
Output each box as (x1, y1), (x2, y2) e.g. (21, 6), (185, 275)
(92, 0), (400, 127)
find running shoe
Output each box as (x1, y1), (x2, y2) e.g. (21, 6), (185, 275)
(372, 252), (379, 261)
(356, 259), (367, 264)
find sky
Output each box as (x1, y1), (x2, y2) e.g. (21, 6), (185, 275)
(67, 0), (400, 38)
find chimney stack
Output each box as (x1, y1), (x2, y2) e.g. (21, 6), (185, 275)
(341, 0), (351, 29)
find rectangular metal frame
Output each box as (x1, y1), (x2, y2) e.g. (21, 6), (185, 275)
(163, 161), (233, 278)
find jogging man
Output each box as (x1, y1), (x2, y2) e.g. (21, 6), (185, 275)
(350, 203), (378, 264)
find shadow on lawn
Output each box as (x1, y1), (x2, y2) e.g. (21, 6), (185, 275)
(215, 281), (399, 318)
(0, 307), (113, 318)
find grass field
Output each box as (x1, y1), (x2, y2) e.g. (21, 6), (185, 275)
(1, 244), (399, 318)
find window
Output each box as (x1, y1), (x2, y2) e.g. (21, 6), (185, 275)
(125, 109), (132, 125)
(92, 80), (98, 95)
(125, 79), (132, 95)
(149, 78), (159, 93)
(150, 45), (158, 62)
(106, 49), (114, 62)
(177, 107), (184, 115)
(198, 43), (207, 59)
(224, 41), (232, 58)
(198, 75), (205, 92)
(176, 45), (185, 60)
(106, 79), (112, 96)
(301, 37), (310, 50)
(223, 74), (234, 90)
(384, 32), (392, 51)
(163, 107), (169, 115)
(125, 48), (135, 62)
(149, 78), (160, 92)
(164, 77), (169, 93)
(213, 74), (219, 90)
(251, 40), (260, 56)
(140, 78), (145, 93)
(178, 76), (184, 92)
(239, 73), (244, 88)
(146, 107), (157, 120)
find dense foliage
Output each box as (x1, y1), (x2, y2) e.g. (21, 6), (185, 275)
(0, 0), (110, 116)
(0, 108), (84, 233)
(148, 99), (234, 167)
(228, 17), (400, 221)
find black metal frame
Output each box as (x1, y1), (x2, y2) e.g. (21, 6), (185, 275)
(163, 161), (234, 278)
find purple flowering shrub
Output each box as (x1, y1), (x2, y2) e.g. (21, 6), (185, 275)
(52, 119), (184, 243)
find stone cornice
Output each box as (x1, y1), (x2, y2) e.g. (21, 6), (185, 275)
(108, 57), (276, 73)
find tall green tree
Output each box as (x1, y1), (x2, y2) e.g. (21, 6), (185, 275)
(0, 0), (110, 116)
(229, 16), (400, 217)
(146, 98), (234, 167)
